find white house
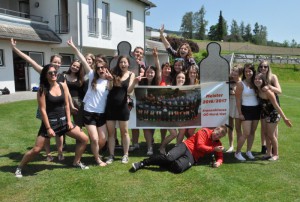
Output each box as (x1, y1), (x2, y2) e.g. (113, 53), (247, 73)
(0, 0), (170, 93)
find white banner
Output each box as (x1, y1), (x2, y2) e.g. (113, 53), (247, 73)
(128, 82), (228, 129)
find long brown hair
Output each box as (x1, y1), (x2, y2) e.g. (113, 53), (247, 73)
(91, 63), (109, 90)
(65, 59), (85, 87)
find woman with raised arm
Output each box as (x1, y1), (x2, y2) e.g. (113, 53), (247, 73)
(160, 24), (196, 69)
(67, 38), (113, 166)
(15, 64), (89, 178)
(11, 38), (65, 161)
(254, 73), (292, 161)
(257, 60), (282, 154)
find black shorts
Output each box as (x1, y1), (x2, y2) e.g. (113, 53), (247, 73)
(241, 105), (261, 120)
(83, 110), (106, 127)
(38, 116), (75, 138)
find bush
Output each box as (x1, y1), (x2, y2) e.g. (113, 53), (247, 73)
(164, 36), (200, 53)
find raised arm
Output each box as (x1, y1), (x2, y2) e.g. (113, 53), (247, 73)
(266, 90), (292, 127)
(159, 24), (171, 49)
(152, 48), (161, 84)
(67, 37), (91, 74)
(11, 38), (43, 74)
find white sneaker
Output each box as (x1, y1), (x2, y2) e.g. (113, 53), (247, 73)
(246, 151), (255, 160)
(147, 147), (153, 156)
(235, 152), (246, 161)
(106, 155), (114, 164)
(226, 146), (234, 153)
(121, 155), (129, 164)
(15, 167), (23, 178)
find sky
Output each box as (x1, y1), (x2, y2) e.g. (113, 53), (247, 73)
(146, 0), (300, 44)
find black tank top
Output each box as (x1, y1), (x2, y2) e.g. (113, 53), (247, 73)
(46, 83), (65, 119)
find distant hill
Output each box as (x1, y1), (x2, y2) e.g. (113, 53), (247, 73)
(197, 41), (300, 56)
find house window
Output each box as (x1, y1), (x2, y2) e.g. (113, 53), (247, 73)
(29, 52), (44, 66)
(88, 0), (99, 36)
(60, 54), (74, 67)
(126, 11), (133, 31)
(0, 49), (4, 66)
(101, 2), (111, 38)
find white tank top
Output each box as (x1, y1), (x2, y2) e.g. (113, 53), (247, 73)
(241, 81), (258, 106)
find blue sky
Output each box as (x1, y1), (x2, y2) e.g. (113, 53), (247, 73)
(146, 0), (300, 44)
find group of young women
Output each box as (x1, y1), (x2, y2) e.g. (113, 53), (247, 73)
(11, 25), (292, 177)
(228, 61), (292, 161)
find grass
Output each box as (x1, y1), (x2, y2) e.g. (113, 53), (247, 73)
(1, 74), (300, 201)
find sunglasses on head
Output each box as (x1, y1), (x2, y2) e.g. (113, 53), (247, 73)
(175, 58), (184, 62)
(48, 71), (58, 76)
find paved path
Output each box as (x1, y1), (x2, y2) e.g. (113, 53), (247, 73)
(0, 91), (36, 104)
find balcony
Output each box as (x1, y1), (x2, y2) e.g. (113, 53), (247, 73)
(0, 8), (43, 22)
(55, 14), (70, 34)
(88, 17), (99, 37)
(101, 20), (111, 39)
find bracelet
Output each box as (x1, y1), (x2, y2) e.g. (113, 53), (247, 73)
(46, 127), (51, 130)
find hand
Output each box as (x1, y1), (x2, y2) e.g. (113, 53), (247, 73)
(11, 38), (17, 48)
(214, 146), (224, 152)
(213, 162), (221, 168)
(104, 69), (113, 80)
(47, 128), (56, 137)
(284, 118), (292, 127)
(67, 121), (73, 130)
(160, 24), (165, 35)
(67, 37), (75, 48)
(71, 106), (78, 115)
(152, 47), (158, 57)
(239, 114), (245, 121)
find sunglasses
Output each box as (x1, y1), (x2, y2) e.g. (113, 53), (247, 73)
(260, 65), (269, 69)
(97, 66), (106, 70)
(48, 71), (58, 76)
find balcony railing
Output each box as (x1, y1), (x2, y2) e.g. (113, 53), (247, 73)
(55, 14), (70, 34)
(88, 17), (99, 37)
(0, 8), (43, 22)
(101, 20), (111, 39)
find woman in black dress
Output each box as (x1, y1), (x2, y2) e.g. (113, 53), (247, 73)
(105, 56), (141, 164)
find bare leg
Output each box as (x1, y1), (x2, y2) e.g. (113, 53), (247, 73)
(106, 120), (116, 156)
(131, 129), (140, 147)
(66, 126), (88, 165)
(119, 121), (130, 156)
(19, 136), (46, 168)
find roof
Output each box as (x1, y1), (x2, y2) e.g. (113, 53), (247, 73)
(137, 0), (156, 7)
(0, 17), (61, 44)
(145, 39), (167, 53)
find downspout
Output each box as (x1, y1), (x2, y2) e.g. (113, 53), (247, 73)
(144, 6), (151, 60)
(79, 0), (83, 52)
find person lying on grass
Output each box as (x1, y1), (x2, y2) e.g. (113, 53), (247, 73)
(132, 125), (228, 174)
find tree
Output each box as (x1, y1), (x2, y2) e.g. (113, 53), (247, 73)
(252, 22), (267, 45)
(290, 39), (297, 48)
(207, 25), (218, 41)
(243, 23), (252, 42)
(227, 19), (242, 42)
(193, 5), (208, 40)
(216, 11), (227, 41)
(239, 21), (245, 41)
(180, 12), (194, 39)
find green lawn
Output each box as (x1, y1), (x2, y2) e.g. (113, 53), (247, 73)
(0, 82), (299, 202)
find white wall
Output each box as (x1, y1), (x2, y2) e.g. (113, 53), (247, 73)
(0, 41), (15, 93)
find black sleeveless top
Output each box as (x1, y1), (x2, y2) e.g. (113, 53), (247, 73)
(46, 83), (65, 119)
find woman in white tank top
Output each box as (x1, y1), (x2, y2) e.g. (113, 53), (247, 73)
(234, 63), (261, 161)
